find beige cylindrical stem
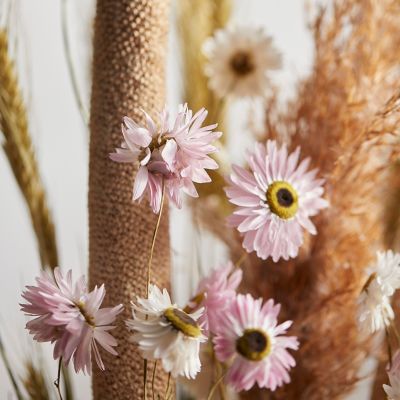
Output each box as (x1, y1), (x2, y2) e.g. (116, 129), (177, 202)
(88, 1), (171, 398)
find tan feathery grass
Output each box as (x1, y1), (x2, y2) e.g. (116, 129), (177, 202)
(197, 0), (400, 398)
(0, 29), (58, 270)
(177, 0), (231, 204)
(247, 1), (400, 397)
(22, 361), (50, 400)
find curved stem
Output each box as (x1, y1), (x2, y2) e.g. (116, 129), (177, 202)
(143, 182), (166, 399)
(146, 182), (166, 297)
(60, 0), (89, 126)
(164, 372), (171, 400)
(143, 359), (148, 400)
(54, 358), (64, 400)
(207, 372), (227, 400)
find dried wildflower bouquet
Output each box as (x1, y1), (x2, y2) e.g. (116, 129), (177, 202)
(2, 0), (400, 400)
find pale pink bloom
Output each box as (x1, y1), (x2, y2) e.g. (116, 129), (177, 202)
(225, 140), (328, 262)
(213, 294), (299, 392)
(110, 105), (221, 213)
(167, 104), (221, 183)
(188, 262), (242, 334)
(21, 268), (123, 374)
(21, 268), (86, 343)
(384, 351), (400, 400)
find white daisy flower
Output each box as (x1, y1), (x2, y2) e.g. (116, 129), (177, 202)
(203, 25), (282, 98)
(369, 250), (400, 297)
(358, 274), (394, 334)
(126, 285), (207, 379)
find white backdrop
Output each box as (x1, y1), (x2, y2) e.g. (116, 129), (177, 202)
(0, 0), (368, 398)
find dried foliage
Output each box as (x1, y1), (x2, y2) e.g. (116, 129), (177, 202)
(22, 361), (50, 400)
(196, 0), (400, 398)
(0, 29), (58, 269)
(248, 1), (400, 398)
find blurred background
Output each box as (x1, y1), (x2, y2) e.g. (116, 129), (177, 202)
(0, 0), (368, 398)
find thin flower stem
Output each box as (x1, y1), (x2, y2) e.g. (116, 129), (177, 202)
(146, 182), (166, 297)
(0, 334), (23, 400)
(61, 364), (73, 400)
(60, 0), (89, 126)
(54, 358), (64, 400)
(207, 372), (227, 400)
(151, 360), (157, 400)
(143, 184), (165, 400)
(143, 359), (148, 400)
(164, 372), (171, 400)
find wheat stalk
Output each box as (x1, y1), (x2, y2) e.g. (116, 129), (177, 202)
(0, 29), (58, 270)
(22, 361), (50, 400)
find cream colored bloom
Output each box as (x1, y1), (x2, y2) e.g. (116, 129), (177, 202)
(369, 250), (400, 296)
(358, 275), (394, 333)
(203, 25), (282, 98)
(126, 285), (207, 379)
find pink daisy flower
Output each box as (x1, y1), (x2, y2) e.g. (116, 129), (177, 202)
(213, 294), (299, 392)
(21, 268), (123, 374)
(186, 262), (242, 334)
(21, 268), (86, 343)
(110, 105), (221, 213)
(225, 140), (328, 262)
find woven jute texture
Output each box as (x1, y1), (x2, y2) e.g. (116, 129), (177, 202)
(88, 1), (171, 398)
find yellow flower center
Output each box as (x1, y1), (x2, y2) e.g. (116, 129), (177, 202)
(164, 307), (201, 338)
(230, 51), (255, 76)
(236, 328), (271, 361)
(266, 181), (298, 219)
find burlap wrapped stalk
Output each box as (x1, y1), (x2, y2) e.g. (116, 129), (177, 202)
(88, 1), (171, 398)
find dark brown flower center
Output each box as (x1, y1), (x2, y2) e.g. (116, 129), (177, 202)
(277, 188), (294, 207)
(236, 328), (270, 361)
(266, 181), (298, 219)
(230, 51), (255, 76)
